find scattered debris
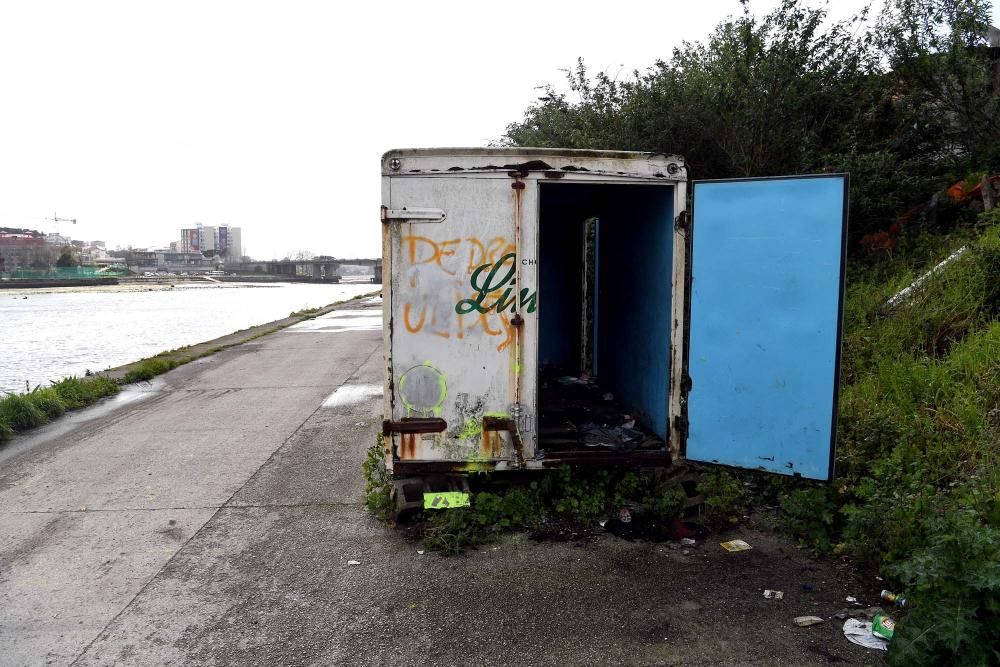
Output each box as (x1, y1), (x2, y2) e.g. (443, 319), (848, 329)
(764, 589), (784, 600)
(720, 539), (752, 552)
(842, 618), (889, 651)
(872, 613), (895, 640)
(880, 590), (907, 607)
(618, 508), (632, 524)
(680, 537), (696, 546)
(416, 550), (425, 555)
(347, 560), (361, 566)
(845, 596), (858, 604)
(794, 616), (826, 627)
(833, 606), (885, 621)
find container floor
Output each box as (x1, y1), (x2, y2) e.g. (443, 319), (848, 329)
(537, 366), (666, 454)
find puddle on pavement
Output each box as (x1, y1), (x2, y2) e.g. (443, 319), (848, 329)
(0, 379), (164, 465)
(322, 383), (382, 407)
(288, 309), (381, 333)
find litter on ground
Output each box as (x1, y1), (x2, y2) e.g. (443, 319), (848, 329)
(794, 616), (825, 627)
(720, 539), (752, 552)
(842, 618), (889, 650)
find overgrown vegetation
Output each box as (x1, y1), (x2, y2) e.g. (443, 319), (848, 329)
(499, 0), (1000, 661)
(363, 453), (693, 556)
(0, 376), (120, 441)
(504, 0), (1000, 250)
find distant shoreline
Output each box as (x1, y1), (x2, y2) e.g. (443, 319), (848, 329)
(0, 276), (377, 297)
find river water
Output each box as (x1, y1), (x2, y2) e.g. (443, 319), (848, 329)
(0, 280), (379, 394)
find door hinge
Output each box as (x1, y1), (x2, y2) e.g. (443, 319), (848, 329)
(674, 210), (689, 231)
(380, 206), (447, 224)
(382, 417), (447, 436)
(673, 415), (689, 438)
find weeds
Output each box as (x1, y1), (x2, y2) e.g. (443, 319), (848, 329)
(0, 376), (120, 442)
(697, 469), (745, 525)
(120, 357), (179, 383)
(362, 434), (393, 522)
(797, 210), (1000, 663)
(405, 466), (689, 554)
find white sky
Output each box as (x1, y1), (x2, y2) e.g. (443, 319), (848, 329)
(0, 0), (994, 259)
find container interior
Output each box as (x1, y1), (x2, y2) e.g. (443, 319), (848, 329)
(537, 182), (674, 452)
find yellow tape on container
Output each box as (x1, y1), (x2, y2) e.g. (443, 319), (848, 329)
(423, 492), (471, 509)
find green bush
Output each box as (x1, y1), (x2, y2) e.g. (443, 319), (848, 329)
(473, 487), (542, 531)
(643, 480), (687, 523)
(887, 511), (1000, 667)
(779, 486), (839, 554)
(697, 469), (745, 525)
(542, 466), (611, 522)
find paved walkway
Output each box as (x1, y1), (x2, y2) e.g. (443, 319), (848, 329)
(1, 297), (883, 666)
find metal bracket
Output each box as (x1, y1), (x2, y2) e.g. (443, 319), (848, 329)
(382, 417), (447, 436)
(673, 415), (689, 439)
(482, 416), (526, 468)
(380, 206), (446, 224)
(674, 210), (690, 231)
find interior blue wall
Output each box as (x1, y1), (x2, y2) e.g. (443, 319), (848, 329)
(596, 187), (674, 438)
(538, 199), (583, 369)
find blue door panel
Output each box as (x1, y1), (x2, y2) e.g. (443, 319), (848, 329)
(686, 175), (847, 480)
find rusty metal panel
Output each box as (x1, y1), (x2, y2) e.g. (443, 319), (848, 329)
(386, 175), (530, 465)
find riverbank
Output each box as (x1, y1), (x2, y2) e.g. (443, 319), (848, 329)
(0, 290), (380, 443)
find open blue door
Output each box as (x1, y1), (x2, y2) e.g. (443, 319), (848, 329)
(685, 175), (848, 480)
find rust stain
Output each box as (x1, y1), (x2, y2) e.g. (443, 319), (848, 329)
(400, 433), (415, 460)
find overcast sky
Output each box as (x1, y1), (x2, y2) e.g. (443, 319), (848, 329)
(1, 0), (995, 259)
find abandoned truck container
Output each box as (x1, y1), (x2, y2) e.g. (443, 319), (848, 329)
(380, 148), (848, 491)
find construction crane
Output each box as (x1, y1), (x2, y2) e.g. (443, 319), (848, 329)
(52, 212), (77, 227)
(50, 212), (77, 241)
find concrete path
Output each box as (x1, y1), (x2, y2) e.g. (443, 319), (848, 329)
(1, 297), (884, 666)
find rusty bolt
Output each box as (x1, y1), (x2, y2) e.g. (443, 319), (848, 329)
(511, 313), (524, 327)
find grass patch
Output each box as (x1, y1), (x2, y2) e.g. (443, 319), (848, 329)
(289, 306), (322, 318)
(120, 357), (180, 383)
(0, 393), (48, 431)
(0, 376), (120, 442)
(51, 376), (120, 410)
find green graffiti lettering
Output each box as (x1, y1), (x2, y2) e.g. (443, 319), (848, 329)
(455, 252), (538, 315)
(519, 287), (537, 313)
